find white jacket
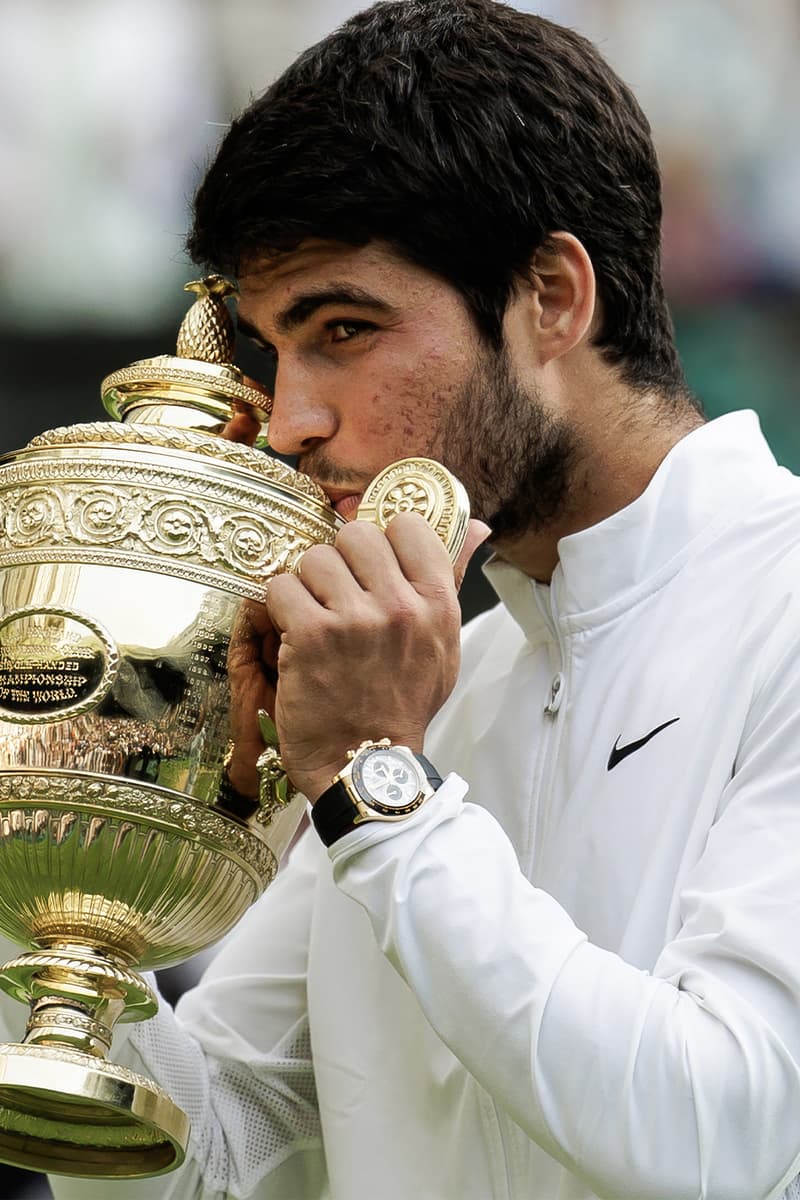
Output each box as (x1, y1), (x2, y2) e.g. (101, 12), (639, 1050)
(11, 411), (800, 1199)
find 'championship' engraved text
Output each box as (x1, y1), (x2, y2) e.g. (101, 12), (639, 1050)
(0, 611), (112, 719)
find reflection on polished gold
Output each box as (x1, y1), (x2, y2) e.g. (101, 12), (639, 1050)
(357, 456), (470, 564)
(0, 278), (469, 1178)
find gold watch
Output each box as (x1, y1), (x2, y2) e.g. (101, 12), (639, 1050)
(311, 739), (442, 846)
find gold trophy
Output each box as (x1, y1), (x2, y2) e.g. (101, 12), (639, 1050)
(0, 278), (469, 1179)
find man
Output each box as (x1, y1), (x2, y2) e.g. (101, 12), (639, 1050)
(40, 1), (800, 1197)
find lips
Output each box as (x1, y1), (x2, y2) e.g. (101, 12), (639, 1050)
(315, 484), (365, 519)
(330, 493), (363, 520)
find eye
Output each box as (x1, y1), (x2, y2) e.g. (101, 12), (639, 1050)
(327, 320), (374, 343)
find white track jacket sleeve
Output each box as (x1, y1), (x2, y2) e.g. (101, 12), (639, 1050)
(331, 631), (800, 1200)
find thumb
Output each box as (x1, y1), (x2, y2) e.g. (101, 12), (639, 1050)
(454, 519), (492, 591)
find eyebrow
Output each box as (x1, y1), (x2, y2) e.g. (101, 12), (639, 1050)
(239, 284), (397, 343)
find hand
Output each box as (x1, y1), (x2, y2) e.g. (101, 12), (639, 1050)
(225, 599), (280, 796)
(264, 513), (489, 802)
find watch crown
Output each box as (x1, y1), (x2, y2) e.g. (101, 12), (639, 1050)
(346, 749), (356, 761)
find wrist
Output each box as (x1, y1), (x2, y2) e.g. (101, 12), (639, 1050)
(302, 732), (427, 805)
(306, 773), (343, 806)
(310, 740), (442, 847)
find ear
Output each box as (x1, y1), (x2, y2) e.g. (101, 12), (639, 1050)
(521, 232), (597, 366)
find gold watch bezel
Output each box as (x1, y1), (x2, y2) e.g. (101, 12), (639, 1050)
(337, 740), (431, 822)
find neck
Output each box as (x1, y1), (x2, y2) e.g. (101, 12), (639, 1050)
(492, 396), (705, 582)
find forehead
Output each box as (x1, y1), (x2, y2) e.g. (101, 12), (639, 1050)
(236, 238), (461, 326)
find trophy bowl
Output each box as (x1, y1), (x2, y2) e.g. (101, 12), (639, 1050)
(0, 279), (469, 1177)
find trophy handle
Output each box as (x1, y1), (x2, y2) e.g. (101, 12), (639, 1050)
(356, 456), (470, 564)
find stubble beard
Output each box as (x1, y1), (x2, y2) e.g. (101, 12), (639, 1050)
(296, 344), (581, 544)
(436, 345), (581, 545)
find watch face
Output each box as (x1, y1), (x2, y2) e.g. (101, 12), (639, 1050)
(352, 747), (424, 815)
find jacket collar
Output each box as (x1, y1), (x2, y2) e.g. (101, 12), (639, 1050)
(484, 411), (778, 638)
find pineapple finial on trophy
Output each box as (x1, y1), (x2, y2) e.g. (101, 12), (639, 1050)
(176, 275), (237, 364)
(101, 273), (270, 437)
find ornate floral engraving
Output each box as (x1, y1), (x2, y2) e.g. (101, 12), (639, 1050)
(145, 498), (207, 555)
(71, 488), (132, 543)
(25, 421), (331, 505)
(0, 435), (338, 593)
(382, 480), (436, 520)
(357, 457), (470, 564)
(9, 490), (57, 541)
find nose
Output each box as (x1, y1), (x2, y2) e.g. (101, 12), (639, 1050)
(266, 364), (338, 457)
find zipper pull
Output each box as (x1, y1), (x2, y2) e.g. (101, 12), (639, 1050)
(544, 672), (564, 716)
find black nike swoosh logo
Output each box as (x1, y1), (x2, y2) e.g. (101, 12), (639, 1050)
(607, 717), (680, 771)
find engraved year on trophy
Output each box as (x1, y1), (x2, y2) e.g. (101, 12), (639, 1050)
(0, 278), (469, 1178)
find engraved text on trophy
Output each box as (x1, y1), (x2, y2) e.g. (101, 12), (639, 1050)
(0, 609), (117, 723)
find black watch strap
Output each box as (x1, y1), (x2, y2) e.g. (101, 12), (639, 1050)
(312, 752), (442, 847)
(216, 770), (259, 822)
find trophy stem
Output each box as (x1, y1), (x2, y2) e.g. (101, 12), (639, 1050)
(24, 998), (118, 1058)
(0, 942), (158, 1047)
(0, 945), (188, 1177)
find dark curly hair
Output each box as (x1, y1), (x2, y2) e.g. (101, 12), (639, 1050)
(189, 0), (690, 400)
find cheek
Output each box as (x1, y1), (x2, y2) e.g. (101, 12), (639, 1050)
(366, 353), (464, 446)
(364, 384), (438, 448)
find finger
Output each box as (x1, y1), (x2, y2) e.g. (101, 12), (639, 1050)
(453, 519), (492, 591)
(381, 510), (455, 595)
(226, 603), (279, 794)
(334, 518), (409, 592)
(219, 409), (263, 444)
(295, 542), (364, 606)
(228, 600), (275, 677)
(266, 570), (324, 635)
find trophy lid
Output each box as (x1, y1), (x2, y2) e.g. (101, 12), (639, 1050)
(101, 276), (271, 438)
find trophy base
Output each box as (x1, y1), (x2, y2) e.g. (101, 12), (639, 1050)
(0, 1042), (189, 1177)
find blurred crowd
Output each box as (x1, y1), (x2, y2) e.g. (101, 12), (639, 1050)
(3, 0), (800, 314)
(0, 1), (798, 1195)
